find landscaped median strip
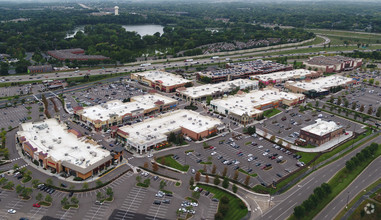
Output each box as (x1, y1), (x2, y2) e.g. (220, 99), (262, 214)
(289, 142), (380, 220)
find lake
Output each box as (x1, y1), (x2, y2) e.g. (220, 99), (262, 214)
(65, 24), (164, 39)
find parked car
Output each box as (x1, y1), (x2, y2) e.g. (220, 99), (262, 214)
(33, 203), (41, 208)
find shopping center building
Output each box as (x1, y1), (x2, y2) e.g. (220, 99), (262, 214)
(197, 60), (292, 83)
(176, 79), (259, 103)
(303, 55), (362, 73)
(116, 109), (225, 154)
(74, 93), (178, 131)
(251, 69), (322, 85)
(131, 71), (192, 93)
(285, 75), (356, 98)
(16, 119), (122, 180)
(300, 119), (344, 146)
(210, 88), (305, 125)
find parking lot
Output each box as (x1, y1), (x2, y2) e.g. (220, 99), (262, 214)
(67, 82), (146, 108)
(258, 107), (366, 144)
(0, 103), (41, 130)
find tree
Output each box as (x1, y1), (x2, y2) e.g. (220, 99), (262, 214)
(4, 181), (14, 189)
(13, 163), (19, 171)
(352, 102), (356, 110)
(244, 175), (250, 186)
(143, 162), (149, 169)
(214, 175), (221, 185)
(0, 177), (7, 185)
(192, 191), (200, 199)
(233, 170), (239, 180)
(82, 182), (89, 190)
(315, 101), (319, 107)
(46, 178), (53, 186)
(143, 178), (150, 186)
(222, 177), (229, 189)
(45, 194), (52, 203)
(212, 164), (217, 174)
(106, 187), (114, 198)
(232, 184), (238, 193)
(152, 163), (159, 172)
(215, 212), (224, 220)
(159, 180), (167, 190)
(221, 196), (230, 204)
(203, 164), (207, 173)
(16, 184), (25, 194)
(270, 135), (276, 141)
(294, 206), (305, 219)
(136, 176), (141, 183)
(195, 172), (201, 182)
(189, 177), (194, 186)
(36, 192), (43, 201)
(95, 180), (103, 187)
(205, 175), (209, 183)
(222, 167), (228, 177)
(0, 62), (9, 75)
(32, 179), (40, 188)
(96, 192), (104, 201)
(367, 106), (373, 115)
(206, 96), (212, 105)
(360, 105), (365, 112)
(71, 196), (79, 205)
(61, 197), (69, 207)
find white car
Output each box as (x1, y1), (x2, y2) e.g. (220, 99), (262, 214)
(259, 137), (263, 140)
(211, 152), (217, 156)
(234, 161), (240, 165)
(248, 154), (253, 157)
(258, 145), (263, 149)
(7, 209), (16, 214)
(248, 157), (253, 162)
(263, 152), (268, 156)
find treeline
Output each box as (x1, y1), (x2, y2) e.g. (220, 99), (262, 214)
(349, 51), (381, 60)
(0, 4), (313, 65)
(345, 142), (378, 171)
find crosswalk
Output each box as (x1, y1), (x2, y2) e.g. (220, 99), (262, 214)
(9, 157), (21, 162)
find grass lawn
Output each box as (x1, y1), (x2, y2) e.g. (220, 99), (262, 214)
(63, 204), (79, 210)
(21, 176), (32, 183)
(197, 184), (248, 220)
(296, 152), (320, 164)
(200, 161), (212, 165)
(38, 201), (51, 206)
(288, 144), (381, 220)
(136, 183), (149, 188)
(348, 199), (381, 220)
(156, 155), (189, 172)
(238, 169), (258, 177)
(186, 197), (198, 203)
(175, 182), (181, 187)
(314, 128), (373, 165)
(185, 150), (194, 153)
(263, 108), (282, 118)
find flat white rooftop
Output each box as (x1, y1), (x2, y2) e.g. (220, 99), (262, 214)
(81, 93), (177, 122)
(211, 88), (304, 116)
(134, 71), (192, 87)
(18, 119), (110, 170)
(252, 69), (313, 82)
(301, 119), (342, 137)
(287, 75), (353, 92)
(178, 79), (258, 99)
(119, 109), (222, 147)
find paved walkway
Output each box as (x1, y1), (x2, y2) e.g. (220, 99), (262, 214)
(256, 128), (354, 152)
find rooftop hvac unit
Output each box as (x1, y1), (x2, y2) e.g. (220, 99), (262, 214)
(48, 146), (53, 149)
(34, 136), (37, 140)
(65, 153), (68, 156)
(57, 140), (61, 144)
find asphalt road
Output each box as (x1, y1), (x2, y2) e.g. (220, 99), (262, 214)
(313, 156), (381, 220)
(260, 133), (381, 220)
